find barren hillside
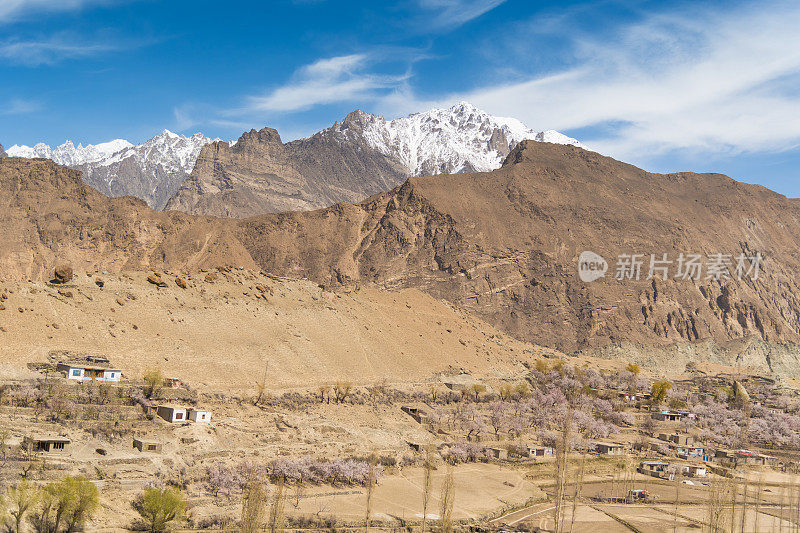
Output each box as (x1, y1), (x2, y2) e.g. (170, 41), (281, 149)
(0, 270), (547, 390)
(5, 145), (800, 374)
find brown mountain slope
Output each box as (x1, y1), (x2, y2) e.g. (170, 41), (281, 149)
(0, 157), (254, 280)
(235, 142), (800, 358)
(164, 117), (407, 218)
(4, 145), (800, 374)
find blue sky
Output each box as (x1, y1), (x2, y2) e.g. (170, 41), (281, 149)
(2, 0), (800, 196)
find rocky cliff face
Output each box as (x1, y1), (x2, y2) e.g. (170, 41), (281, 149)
(164, 125), (408, 217)
(5, 144), (800, 374)
(0, 144), (6, 158)
(0, 157), (253, 280)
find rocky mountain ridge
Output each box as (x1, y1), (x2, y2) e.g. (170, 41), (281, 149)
(4, 143), (800, 375)
(168, 102), (582, 217)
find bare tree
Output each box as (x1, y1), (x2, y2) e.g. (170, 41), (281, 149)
(240, 480), (267, 533)
(553, 408), (573, 533)
(267, 476), (286, 533)
(421, 446), (435, 533)
(439, 466), (455, 533)
(364, 455), (377, 532)
(333, 381), (353, 404)
(254, 362), (269, 406)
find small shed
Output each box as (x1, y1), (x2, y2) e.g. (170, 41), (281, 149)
(658, 433), (694, 446)
(157, 405), (188, 423)
(188, 408), (211, 423)
(24, 435), (70, 453)
(487, 447), (508, 460)
(133, 437), (162, 453)
(595, 442), (625, 455)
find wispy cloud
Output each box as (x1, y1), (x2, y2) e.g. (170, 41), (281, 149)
(370, 1), (800, 160)
(448, 2), (800, 158)
(0, 0), (123, 22)
(1, 97), (41, 114)
(237, 54), (407, 114)
(417, 0), (506, 30)
(0, 34), (118, 65)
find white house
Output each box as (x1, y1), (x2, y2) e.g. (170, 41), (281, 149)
(188, 409), (212, 423)
(57, 363), (121, 383)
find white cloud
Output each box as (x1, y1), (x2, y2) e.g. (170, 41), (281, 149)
(0, 35), (116, 65)
(241, 54), (406, 114)
(444, 1), (800, 158)
(418, 0), (506, 30)
(0, 0), (119, 22)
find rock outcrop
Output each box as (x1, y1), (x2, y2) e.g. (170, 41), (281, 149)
(164, 125), (407, 217)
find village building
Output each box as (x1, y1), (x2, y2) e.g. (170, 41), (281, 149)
(651, 410), (685, 422)
(487, 447), (508, 460)
(674, 463), (708, 477)
(57, 363), (121, 383)
(188, 408), (212, 423)
(24, 435), (70, 453)
(156, 405), (188, 423)
(657, 432), (694, 445)
(527, 445), (554, 458)
(638, 460), (668, 477)
(133, 437), (162, 453)
(714, 449), (771, 466)
(673, 443), (705, 458)
(595, 442), (625, 455)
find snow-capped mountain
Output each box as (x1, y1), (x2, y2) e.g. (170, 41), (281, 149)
(325, 101), (583, 176)
(7, 138), (133, 166)
(7, 102), (582, 215)
(8, 131), (216, 209)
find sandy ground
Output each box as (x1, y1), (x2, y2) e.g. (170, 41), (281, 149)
(0, 270), (560, 392)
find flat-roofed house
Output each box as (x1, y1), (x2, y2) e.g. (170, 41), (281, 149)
(133, 437), (162, 453)
(188, 408), (211, 423)
(638, 460), (668, 477)
(401, 405), (430, 424)
(57, 363), (121, 383)
(595, 442), (625, 455)
(24, 435), (70, 453)
(527, 445), (554, 458)
(157, 405), (188, 423)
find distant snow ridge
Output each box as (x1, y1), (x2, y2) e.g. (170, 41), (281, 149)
(329, 101), (583, 176)
(7, 138), (133, 166)
(8, 130), (217, 209)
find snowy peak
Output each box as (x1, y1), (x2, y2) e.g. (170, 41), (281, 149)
(8, 138), (133, 166)
(8, 131), (217, 209)
(326, 101), (582, 177)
